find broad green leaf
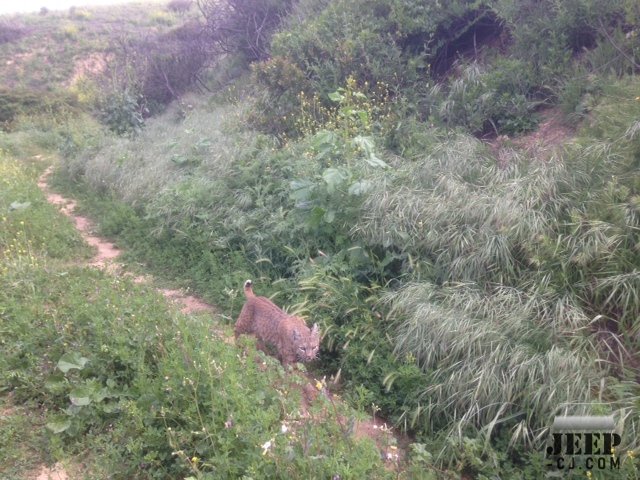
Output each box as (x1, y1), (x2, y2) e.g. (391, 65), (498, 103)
(290, 179), (315, 202)
(352, 135), (375, 155)
(364, 154), (389, 168)
(93, 387), (109, 403)
(46, 417), (71, 434)
(45, 374), (67, 393)
(342, 106), (354, 117)
(65, 405), (83, 416)
(348, 180), (372, 196)
(312, 129), (336, 146)
(323, 209), (336, 223)
(353, 136), (389, 168)
(347, 245), (369, 264)
(101, 403), (119, 414)
(9, 201), (31, 211)
(69, 386), (93, 406)
(308, 206), (326, 228)
(328, 91), (344, 103)
(57, 352), (89, 373)
(312, 130), (339, 160)
(322, 168), (348, 193)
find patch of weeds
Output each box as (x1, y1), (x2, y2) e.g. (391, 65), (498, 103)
(2, 151), (396, 478)
(435, 59), (539, 136)
(0, 21), (29, 45)
(0, 153), (90, 261)
(0, 397), (51, 479)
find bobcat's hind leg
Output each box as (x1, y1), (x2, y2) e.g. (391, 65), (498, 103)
(255, 338), (268, 354)
(234, 302), (253, 339)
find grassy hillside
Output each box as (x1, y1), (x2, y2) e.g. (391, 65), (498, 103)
(2, 0), (640, 478)
(0, 2), (179, 91)
(0, 145), (399, 478)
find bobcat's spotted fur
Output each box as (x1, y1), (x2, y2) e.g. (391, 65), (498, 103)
(234, 280), (320, 365)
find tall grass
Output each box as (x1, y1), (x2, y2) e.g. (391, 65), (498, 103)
(62, 95), (249, 203)
(57, 72), (640, 474)
(351, 77), (640, 455)
(353, 135), (553, 285)
(1, 148), (396, 479)
(384, 282), (603, 447)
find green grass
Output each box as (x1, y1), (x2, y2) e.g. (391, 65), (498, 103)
(3, 1), (640, 477)
(0, 153), (90, 261)
(0, 397), (52, 480)
(0, 147), (402, 479)
(52, 72), (640, 478)
(0, 2), (189, 92)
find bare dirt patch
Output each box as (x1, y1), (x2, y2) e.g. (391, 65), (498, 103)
(293, 375), (410, 470)
(67, 53), (109, 87)
(489, 107), (575, 167)
(353, 415), (408, 468)
(38, 166), (121, 268)
(513, 108), (574, 155)
(0, 405), (15, 417)
(159, 287), (217, 315)
(34, 464), (68, 480)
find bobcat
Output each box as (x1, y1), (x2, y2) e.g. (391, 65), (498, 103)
(234, 280), (320, 366)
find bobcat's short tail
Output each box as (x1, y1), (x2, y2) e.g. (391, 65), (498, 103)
(244, 279), (254, 298)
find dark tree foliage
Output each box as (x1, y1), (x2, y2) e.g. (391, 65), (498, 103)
(0, 21), (28, 44)
(167, 0), (193, 14)
(197, 0), (294, 61)
(140, 21), (209, 107)
(105, 20), (209, 116)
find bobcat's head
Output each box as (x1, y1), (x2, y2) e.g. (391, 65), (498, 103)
(292, 323), (320, 362)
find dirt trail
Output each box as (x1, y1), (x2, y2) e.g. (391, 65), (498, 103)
(34, 464), (68, 480)
(37, 164), (409, 472)
(37, 166), (214, 315)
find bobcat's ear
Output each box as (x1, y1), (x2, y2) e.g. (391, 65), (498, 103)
(292, 329), (300, 341)
(311, 323), (320, 336)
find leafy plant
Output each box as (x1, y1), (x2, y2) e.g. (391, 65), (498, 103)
(98, 88), (146, 135)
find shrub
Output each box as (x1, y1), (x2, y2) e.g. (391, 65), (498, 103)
(101, 21), (209, 116)
(167, 0), (193, 14)
(250, 56), (311, 134)
(61, 23), (79, 41)
(557, 71), (601, 122)
(198, 0), (294, 61)
(143, 21), (209, 108)
(435, 60), (539, 136)
(584, 26), (640, 76)
(98, 88), (146, 135)
(495, 0), (627, 83)
(266, 0), (418, 97)
(0, 88), (78, 132)
(151, 10), (174, 26)
(70, 8), (92, 20)
(0, 21), (28, 44)
(0, 89), (40, 129)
